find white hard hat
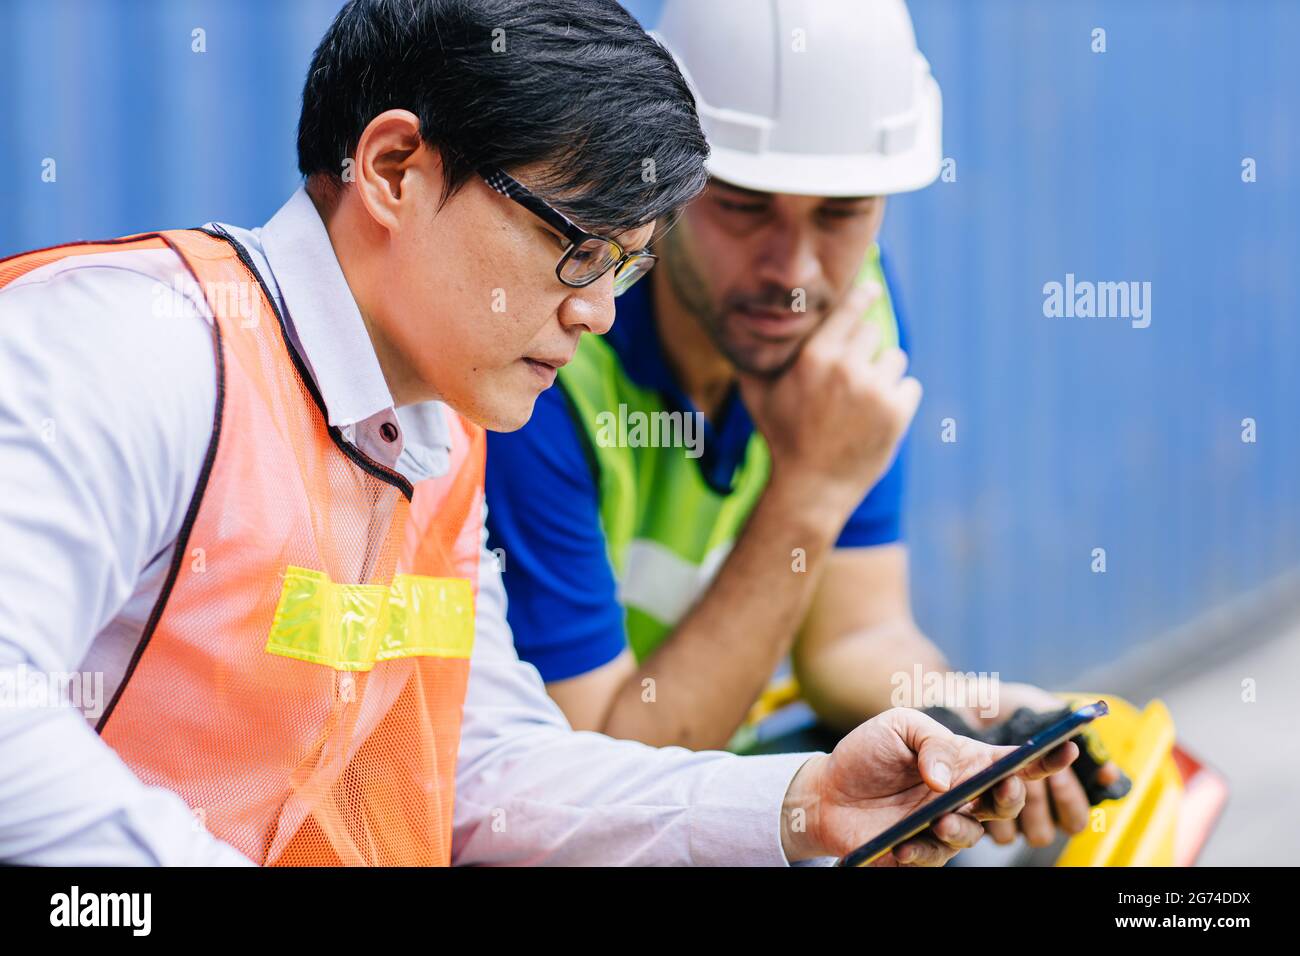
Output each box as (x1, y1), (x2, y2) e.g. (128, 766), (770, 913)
(652, 0), (942, 197)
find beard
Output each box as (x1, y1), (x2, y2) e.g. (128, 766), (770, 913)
(661, 238), (831, 379)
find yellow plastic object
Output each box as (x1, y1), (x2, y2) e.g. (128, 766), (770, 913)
(744, 675), (803, 727)
(1054, 693), (1182, 866)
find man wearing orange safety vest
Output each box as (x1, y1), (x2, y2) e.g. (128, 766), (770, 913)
(0, 0), (1076, 866)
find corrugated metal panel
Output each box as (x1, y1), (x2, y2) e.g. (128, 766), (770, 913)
(890, 0), (1300, 680)
(0, 0), (336, 247)
(3, 0), (1296, 684)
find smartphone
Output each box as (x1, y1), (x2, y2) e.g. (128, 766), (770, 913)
(838, 700), (1109, 867)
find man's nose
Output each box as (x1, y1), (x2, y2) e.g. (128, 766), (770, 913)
(755, 227), (823, 296)
(557, 276), (616, 336)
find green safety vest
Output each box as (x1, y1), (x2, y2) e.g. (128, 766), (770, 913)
(556, 245), (900, 752)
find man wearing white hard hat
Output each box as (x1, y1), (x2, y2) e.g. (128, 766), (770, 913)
(486, 0), (1120, 850)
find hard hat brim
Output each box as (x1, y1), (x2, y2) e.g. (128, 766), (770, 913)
(703, 77), (943, 199)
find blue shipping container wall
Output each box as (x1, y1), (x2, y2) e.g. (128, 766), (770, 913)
(2, 0), (1297, 685)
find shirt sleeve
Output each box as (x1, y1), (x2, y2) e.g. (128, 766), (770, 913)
(484, 384), (629, 681)
(0, 258), (254, 865)
(834, 439), (907, 548)
(835, 246), (912, 550)
(453, 520), (817, 866)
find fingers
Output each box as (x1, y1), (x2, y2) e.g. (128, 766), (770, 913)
(872, 346), (909, 385)
(857, 342), (922, 428)
(1018, 740), (1079, 782)
(965, 774), (1026, 823)
(1096, 759), (1122, 787)
(818, 279), (883, 346)
(1018, 778), (1055, 847)
(963, 742), (1092, 847)
(983, 741), (1079, 845)
(985, 818), (1019, 846)
(889, 836), (953, 866)
(894, 710), (1079, 800)
(892, 812), (984, 865)
(893, 373), (923, 422)
(930, 811), (985, 851)
(981, 748), (1091, 846)
(1047, 767), (1091, 835)
(892, 830), (967, 866)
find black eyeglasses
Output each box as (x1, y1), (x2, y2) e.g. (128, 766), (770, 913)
(478, 166), (657, 296)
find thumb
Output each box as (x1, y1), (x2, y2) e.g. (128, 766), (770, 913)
(890, 708), (959, 793)
(917, 735), (958, 793)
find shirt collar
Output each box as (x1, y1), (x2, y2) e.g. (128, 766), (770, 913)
(258, 187), (399, 430)
(240, 187), (452, 482)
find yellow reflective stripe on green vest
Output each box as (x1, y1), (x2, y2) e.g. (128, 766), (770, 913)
(265, 566), (475, 671)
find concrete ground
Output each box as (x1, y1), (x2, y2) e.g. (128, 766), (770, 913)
(1155, 622), (1300, 865)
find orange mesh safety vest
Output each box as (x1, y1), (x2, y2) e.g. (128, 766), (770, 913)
(0, 229), (485, 866)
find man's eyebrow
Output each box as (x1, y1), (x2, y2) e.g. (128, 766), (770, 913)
(708, 179), (772, 200)
(710, 179), (877, 205)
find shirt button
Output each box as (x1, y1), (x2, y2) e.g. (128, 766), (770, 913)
(379, 422), (399, 443)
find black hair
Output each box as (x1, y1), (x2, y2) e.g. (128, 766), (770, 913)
(297, 0), (708, 233)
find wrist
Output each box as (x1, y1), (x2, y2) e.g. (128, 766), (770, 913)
(780, 753), (830, 861)
(763, 468), (860, 540)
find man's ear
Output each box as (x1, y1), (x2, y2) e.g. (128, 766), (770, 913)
(353, 108), (436, 232)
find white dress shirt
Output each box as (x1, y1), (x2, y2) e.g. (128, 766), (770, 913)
(0, 188), (817, 866)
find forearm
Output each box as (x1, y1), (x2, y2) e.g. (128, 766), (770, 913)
(601, 477), (848, 749)
(796, 617), (954, 730)
(456, 555), (817, 865)
(455, 719), (816, 866)
(797, 618), (1015, 734)
(0, 657), (252, 865)
(0, 262), (238, 864)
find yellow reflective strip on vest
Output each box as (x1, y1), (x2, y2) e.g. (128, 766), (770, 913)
(265, 566), (475, 671)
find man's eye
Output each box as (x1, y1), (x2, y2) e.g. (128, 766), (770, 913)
(717, 199), (768, 215)
(819, 207), (868, 221)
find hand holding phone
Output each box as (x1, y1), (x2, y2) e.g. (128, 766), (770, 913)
(780, 705), (1087, 865)
(838, 701), (1109, 866)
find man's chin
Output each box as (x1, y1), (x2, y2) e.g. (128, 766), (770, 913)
(723, 340), (804, 379)
(715, 319), (809, 379)
(478, 393), (540, 433)
(433, 382), (538, 433)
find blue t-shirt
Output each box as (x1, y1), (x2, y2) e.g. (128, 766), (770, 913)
(486, 251), (911, 682)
